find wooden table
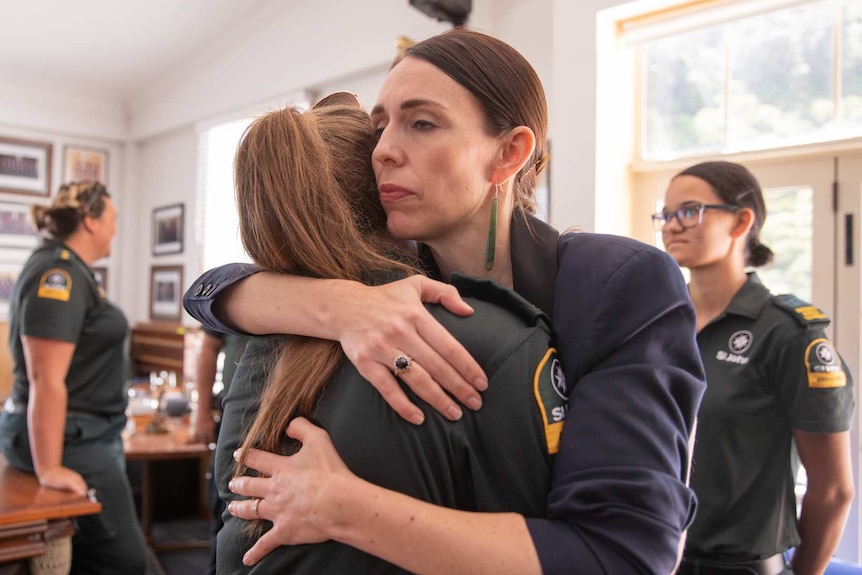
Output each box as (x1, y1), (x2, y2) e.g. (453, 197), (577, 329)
(123, 414), (212, 575)
(0, 453), (101, 573)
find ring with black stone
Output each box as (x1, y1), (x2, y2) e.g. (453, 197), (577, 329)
(393, 354), (412, 375)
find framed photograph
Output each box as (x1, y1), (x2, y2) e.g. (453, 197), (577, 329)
(0, 251), (30, 320)
(63, 145), (109, 185)
(149, 265), (183, 321)
(0, 202), (39, 249)
(91, 265), (108, 295)
(152, 203), (184, 256)
(0, 136), (52, 197)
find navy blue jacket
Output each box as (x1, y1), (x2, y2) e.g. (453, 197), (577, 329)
(184, 215), (706, 574)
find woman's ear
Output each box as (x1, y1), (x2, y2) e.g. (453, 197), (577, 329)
(81, 214), (97, 235)
(491, 126), (535, 184)
(731, 208), (755, 239)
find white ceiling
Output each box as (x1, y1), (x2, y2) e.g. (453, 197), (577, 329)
(0, 0), (284, 102)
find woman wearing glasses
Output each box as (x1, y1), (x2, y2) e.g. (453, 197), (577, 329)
(655, 161), (854, 575)
(0, 183), (147, 574)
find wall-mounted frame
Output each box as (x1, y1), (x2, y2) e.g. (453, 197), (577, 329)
(0, 251), (30, 320)
(0, 137), (52, 197)
(149, 265), (183, 321)
(63, 145), (109, 185)
(0, 201), (39, 249)
(91, 265), (108, 296)
(152, 203), (184, 256)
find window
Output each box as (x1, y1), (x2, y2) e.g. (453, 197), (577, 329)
(199, 118), (255, 271)
(635, 0), (862, 160)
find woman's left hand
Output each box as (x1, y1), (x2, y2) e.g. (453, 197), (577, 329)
(227, 417), (353, 565)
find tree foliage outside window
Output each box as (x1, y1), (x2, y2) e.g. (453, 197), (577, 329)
(756, 187), (813, 301)
(641, 0), (862, 160)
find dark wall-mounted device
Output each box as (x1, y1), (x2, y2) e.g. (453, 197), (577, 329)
(409, 0), (472, 26)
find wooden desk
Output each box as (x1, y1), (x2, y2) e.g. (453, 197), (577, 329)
(123, 415), (212, 575)
(0, 454), (101, 571)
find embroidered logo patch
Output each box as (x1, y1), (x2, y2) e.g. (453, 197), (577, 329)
(37, 269), (72, 302)
(533, 349), (568, 455)
(716, 330), (752, 364)
(804, 338), (846, 388)
(729, 330), (753, 354)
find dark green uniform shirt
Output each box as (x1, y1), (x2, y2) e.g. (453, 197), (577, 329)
(215, 275), (565, 574)
(201, 327), (250, 407)
(687, 273), (854, 558)
(8, 239), (129, 415)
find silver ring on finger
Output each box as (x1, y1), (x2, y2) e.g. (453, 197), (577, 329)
(393, 354), (412, 376)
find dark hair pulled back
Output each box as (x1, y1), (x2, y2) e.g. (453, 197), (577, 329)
(405, 28), (548, 214)
(677, 161), (774, 267)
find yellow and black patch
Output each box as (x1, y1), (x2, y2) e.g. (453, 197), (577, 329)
(532, 348), (568, 454)
(804, 338), (847, 388)
(37, 269), (72, 302)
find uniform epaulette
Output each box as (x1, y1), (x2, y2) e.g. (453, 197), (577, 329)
(47, 245), (72, 262)
(772, 293), (830, 327)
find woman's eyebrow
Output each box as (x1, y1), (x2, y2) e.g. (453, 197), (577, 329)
(371, 99), (442, 116)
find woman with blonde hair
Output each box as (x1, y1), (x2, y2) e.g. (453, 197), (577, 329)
(0, 182), (147, 574)
(215, 96), (561, 573)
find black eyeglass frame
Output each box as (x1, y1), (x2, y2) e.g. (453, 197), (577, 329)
(651, 202), (741, 231)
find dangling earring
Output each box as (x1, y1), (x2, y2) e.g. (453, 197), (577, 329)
(485, 183), (501, 271)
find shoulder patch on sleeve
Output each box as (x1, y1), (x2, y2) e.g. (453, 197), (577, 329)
(533, 348), (568, 454)
(773, 294), (829, 327)
(804, 338), (847, 388)
(37, 268), (72, 302)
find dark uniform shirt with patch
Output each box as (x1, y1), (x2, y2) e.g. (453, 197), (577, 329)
(687, 273), (854, 558)
(8, 239), (129, 415)
(214, 275), (564, 574)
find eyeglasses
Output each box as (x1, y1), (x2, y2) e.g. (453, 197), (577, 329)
(652, 202), (740, 231)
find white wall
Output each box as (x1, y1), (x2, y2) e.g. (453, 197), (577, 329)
(134, 127), (199, 324)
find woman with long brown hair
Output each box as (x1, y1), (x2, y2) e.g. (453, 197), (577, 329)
(215, 96), (561, 573)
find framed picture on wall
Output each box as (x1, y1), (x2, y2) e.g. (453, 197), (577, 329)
(152, 203), (184, 256)
(0, 202), (40, 249)
(0, 136), (52, 197)
(63, 145), (109, 185)
(149, 265), (183, 321)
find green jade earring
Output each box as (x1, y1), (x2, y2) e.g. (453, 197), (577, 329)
(485, 183), (501, 271)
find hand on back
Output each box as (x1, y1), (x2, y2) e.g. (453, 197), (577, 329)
(337, 276), (488, 425)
